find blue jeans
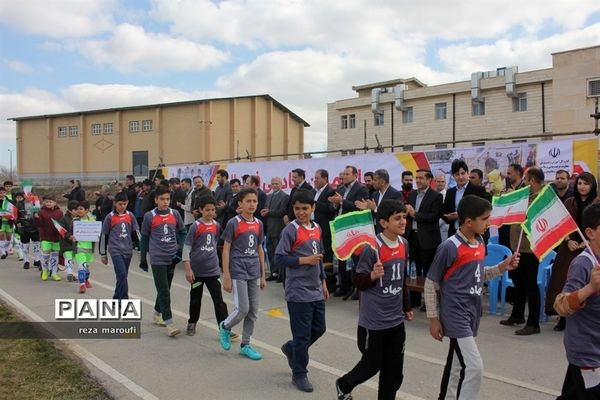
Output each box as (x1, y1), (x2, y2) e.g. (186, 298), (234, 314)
(111, 255), (132, 300)
(283, 300), (326, 378)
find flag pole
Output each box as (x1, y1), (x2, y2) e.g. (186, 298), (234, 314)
(516, 228), (524, 252)
(575, 227), (594, 256)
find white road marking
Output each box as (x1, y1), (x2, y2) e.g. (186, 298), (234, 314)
(0, 287), (159, 400)
(88, 276), (426, 400)
(126, 266), (561, 397)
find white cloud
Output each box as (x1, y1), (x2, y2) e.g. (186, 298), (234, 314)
(3, 59), (34, 74)
(150, 0), (600, 48)
(61, 83), (215, 110)
(0, 1), (115, 38)
(438, 23), (600, 74)
(75, 24), (230, 73)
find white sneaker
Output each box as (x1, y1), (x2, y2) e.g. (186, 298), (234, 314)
(166, 324), (180, 337)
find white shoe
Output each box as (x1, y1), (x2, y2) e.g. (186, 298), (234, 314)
(166, 324), (180, 337)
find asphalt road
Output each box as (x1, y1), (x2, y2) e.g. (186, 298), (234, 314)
(0, 252), (565, 400)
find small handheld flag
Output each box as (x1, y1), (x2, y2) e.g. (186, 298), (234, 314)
(489, 186), (530, 227)
(522, 186), (578, 260)
(330, 210), (377, 260)
(0, 200), (17, 220)
(51, 218), (67, 238)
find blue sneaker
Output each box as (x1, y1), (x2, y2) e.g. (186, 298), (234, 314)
(218, 322), (231, 351)
(240, 344), (262, 360)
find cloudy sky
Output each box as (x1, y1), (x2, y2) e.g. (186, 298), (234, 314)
(1, 0), (599, 169)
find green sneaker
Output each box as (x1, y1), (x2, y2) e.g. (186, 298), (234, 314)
(52, 273), (61, 281)
(41, 269), (49, 281)
(239, 344), (262, 360)
(218, 321), (231, 351)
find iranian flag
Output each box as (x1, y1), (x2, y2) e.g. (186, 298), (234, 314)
(522, 186), (578, 260)
(489, 186), (530, 227)
(0, 200), (17, 220)
(330, 210), (377, 260)
(52, 218), (67, 238)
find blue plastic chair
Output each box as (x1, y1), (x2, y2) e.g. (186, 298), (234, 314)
(485, 244), (513, 314)
(499, 250), (556, 320)
(537, 251), (556, 323)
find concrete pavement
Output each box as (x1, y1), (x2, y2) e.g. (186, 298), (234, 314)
(0, 253), (565, 400)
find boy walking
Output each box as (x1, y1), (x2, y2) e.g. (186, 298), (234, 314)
(554, 203), (600, 399)
(182, 196), (229, 336)
(100, 192), (139, 300)
(60, 200), (79, 281)
(336, 200), (413, 400)
(14, 192), (41, 270)
(425, 195), (519, 399)
(218, 188), (266, 360)
(72, 201), (96, 293)
(34, 195), (64, 281)
(140, 186), (186, 337)
(275, 189), (329, 392)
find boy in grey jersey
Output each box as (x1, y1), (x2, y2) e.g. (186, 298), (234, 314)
(100, 192), (140, 300)
(140, 187), (186, 337)
(218, 188), (266, 360)
(182, 196), (229, 336)
(336, 200), (413, 400)
(425, 195), (519, 400)
(275, 189), (329, 393)
(554, 203), (600, 399)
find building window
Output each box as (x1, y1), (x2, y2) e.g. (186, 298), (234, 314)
(129, 121), (140, 133)
(341, 115), (348, 129)
(132, 151), (149, 177)
(69, 126), (78, 137)
(589, 79), (600, 97)
(513, 93), (527, 112)
(91, 123), (102, 135)
(402, 107), (414, 123)
(374, 112), (384, 126)
(435, 103), (447, 120)
(103, 123), (113, 134)
(349, 114), (356, 129)
(472, 100), (485, 116)
(142, 119), (153, 132)
(58, 127), (67, 137)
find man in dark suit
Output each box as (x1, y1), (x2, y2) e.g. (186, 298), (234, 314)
(406, 169), (443, 310)
(223, 178), (242, 223)
(355, 169), (401, 233)
(285, 168), (315, 224)
(443, 159), (489, 238)
(312, 169), (337, 291)
(261, 177), (290, 282)
(328, 165), (369, 298)
(213, 169), (233, 227)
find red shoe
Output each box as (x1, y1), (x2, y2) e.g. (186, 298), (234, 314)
(85, 280), (92, 288)
(79, 284), (86, 294)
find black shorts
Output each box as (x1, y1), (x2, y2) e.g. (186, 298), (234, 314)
(20, 230), (40, 244)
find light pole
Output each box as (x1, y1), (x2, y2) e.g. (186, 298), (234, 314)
(7, 149), (13, 182)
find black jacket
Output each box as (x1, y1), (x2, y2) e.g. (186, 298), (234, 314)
(407, 188), (443, 249)
(443, 183), (489, 237)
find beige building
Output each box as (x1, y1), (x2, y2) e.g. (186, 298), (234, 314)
(11, 95), (308, 183)
(328, 45), (600, 152)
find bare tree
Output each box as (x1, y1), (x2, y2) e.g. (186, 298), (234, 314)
(0, 166), (15, 183)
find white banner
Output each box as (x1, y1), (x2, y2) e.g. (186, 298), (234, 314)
(73, 221), (102, 242)
(165, 138), (596, 194)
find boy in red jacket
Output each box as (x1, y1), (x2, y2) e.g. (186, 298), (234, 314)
(34, 195), (64, 281)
